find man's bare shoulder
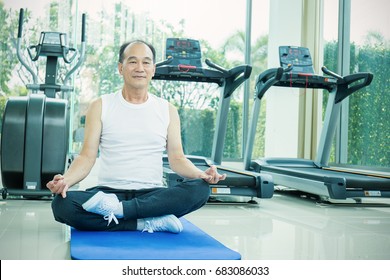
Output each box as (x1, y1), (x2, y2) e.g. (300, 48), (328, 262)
(88, 97), (102, 110)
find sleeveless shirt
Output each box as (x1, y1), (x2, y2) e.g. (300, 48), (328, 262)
(97, 91), (169, 189)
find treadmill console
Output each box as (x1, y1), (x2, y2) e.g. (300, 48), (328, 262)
(279, 46), (314, 74)
(155, 37), (250, 86)
(165, 38), (202, 67)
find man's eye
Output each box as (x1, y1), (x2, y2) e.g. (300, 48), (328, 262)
(129, 61), (137, 64)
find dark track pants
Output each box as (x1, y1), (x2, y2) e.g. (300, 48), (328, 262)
(51, 178), (210, 231)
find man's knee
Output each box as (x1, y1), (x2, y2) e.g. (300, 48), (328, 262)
(182, 178), (210, 201)
(51, 192), (78, 222)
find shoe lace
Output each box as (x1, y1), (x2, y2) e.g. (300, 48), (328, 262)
(143, 218), (168, 233)
(103, 212), (119, 226)
(142, 220), (155, 233)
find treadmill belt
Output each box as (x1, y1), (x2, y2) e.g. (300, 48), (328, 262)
(261, 165), (389, 190)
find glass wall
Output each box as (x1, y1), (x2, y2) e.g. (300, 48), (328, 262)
(0, 0), (387, 170)
(346, 0), (389, 169)
(322, 0), (339, 163)
(323, 0), (389, 170)
(249, 0), (269, 160)
(1, 0), (270, 160)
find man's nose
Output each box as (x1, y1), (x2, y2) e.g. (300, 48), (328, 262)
(134, 62), (145, 71)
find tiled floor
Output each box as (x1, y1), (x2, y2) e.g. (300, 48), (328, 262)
(1, 187), (389, 260)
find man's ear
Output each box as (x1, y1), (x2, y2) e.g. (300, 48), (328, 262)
(118, 63), (123, 74)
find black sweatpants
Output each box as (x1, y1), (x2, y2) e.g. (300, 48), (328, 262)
(51, 178), (210, 231)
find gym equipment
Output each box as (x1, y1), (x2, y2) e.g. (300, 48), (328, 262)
(244, 46), (390, 202)
(165, 38), (202, 68)
(0, 9), (86, 199)
(154, 38), (274, 203)
(70, 218), (241, 260)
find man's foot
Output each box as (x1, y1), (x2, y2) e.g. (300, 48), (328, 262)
(142, 215), (183, 234)
(82, 191), (120, 226)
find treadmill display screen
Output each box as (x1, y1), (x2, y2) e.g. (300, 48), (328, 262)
(279, 46), (314, 74)
(175, 40), (193, 48)
(165, 38), (202, 67)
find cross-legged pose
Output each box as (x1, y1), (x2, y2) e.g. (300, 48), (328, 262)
(47, 40), (226, 233)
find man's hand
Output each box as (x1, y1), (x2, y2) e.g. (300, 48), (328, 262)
(200, 165), (227, 184)
(46, 174), (69, 198)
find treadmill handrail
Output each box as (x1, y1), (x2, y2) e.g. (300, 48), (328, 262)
(205, 58), (229, 74)
(223, 63), (252, 98)
(206, 58), (252, 81)
(211, 62), (252, 164)
(254, 67), (285, 100)
(322, 66), (374, 103)
(155, 56), (174, 68)
(255, 65), (373, 103)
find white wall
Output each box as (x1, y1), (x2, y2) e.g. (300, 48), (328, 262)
(265, 0), (303, 157)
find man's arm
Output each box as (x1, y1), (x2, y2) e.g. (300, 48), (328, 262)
(46, 98), (102, 197)
(166, 103), (226, 184)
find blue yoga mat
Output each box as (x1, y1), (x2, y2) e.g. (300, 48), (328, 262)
(70, 218), (241, 260)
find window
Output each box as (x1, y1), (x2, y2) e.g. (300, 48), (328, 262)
(322, 0), (339, 163)
(346, 0), (389, 169)
(1, 0), (270, 161)
(323, 0), (390, 170)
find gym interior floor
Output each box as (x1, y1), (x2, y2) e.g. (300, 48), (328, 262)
(1, 160), (389, 260)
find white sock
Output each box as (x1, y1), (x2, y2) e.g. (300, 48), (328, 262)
(136, 218), (145, 231)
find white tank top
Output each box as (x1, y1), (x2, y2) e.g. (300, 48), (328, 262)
(97, 91), (169, 189)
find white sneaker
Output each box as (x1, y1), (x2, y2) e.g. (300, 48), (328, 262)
(142, 215), (183, 234)
(82, 191), (120, 226)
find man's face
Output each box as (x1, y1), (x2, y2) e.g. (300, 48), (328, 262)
(118, 42), (156, 90)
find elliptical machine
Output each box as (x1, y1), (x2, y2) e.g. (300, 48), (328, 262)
(0, 8), (86, 199)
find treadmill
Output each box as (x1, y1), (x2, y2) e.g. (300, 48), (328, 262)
(153, 38), (274, 202)
(243, 46), (390, 202)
